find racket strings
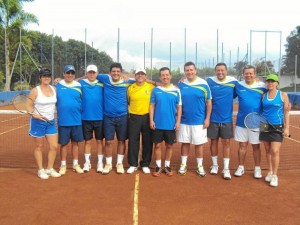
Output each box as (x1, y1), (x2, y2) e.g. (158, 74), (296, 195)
(13, 95), (31, 113)
(244, 113), (268, 129)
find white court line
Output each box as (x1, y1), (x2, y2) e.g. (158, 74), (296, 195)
(0, 116), (26, 124)
(286, 137), (300, 144)
(133, 174), (139, 225)
(290, 125), (300, 130)
(0, 124), (28, 135)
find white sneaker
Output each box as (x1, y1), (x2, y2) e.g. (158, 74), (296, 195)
(270, 175), (278, 187)
(102, 164), (112, 175)
(73, 164), (84, 174)
(142, 167), (151, 174)
(265, 171), (273, 182)
(83, 161), (91, 172)
(46, 168), (61, 178)
(178, 164), (187, 176)
(116, 163), (125, 174)
(97, 163), (103, 173)
(196, 165), (206, 177)
(210, 165), (219, 175)
(234, 166), (244, 177)
(254, 167), (262, 179)
(127, 166), (137, 174)
(38, 169), (49, 180)
(59, 165), (67, 175)
(222, 169), (231, 180)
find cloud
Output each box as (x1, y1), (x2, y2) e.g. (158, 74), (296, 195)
(23, 0), (299, 71)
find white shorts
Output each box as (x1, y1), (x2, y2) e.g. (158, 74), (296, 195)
(234, 126), (260, 144)
(178, 124), (208, 145)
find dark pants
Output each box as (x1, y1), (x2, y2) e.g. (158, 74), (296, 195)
(128, 114), (153, 167)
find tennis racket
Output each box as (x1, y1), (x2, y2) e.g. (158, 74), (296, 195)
(244, 112), (290, 137)
(12, 94), (54, 125)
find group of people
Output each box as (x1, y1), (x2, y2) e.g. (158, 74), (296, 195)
(27, 61), (290, 187)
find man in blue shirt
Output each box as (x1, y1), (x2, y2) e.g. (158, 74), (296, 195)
(97, 63), (135, 174)
(177, 61), (212, 176)
(206, 63), (237, 180)
(234, 65), (267, 179)
(79, 65), (105, 173)
(56, 65), (84, 175)
(149, 67), (182, 177)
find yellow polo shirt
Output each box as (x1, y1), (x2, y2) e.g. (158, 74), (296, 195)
(128, 82), (154, 115)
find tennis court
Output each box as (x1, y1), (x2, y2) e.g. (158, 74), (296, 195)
(0, 105), (300, 225)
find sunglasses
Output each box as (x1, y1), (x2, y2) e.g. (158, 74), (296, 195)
(66, 71), (75, 75)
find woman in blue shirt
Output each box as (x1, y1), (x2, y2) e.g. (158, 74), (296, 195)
(260, 74), (290, 187)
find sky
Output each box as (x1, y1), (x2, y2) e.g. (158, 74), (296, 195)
(23, 0), (299, 71)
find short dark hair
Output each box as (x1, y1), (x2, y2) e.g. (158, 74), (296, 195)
(184, 61), (196, 70)
(215, 62), (227, 71)
(110, 62), (122, 72)
(159, 67), (171, 75)
(242, 65), (256, 73)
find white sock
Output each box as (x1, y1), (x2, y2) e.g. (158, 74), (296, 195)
(196, 158), (203, 166)
(98, 154), (103, 164)
(181, 156), (188, 165)
(223, 158), (230, 170)
(106, 157), (112, 165)
(73, 160), (78, 166)
(61, 161), (66, 166)
(212, 156), (218, 166)
(85, 153), (91, 162)
(239, 165), (245, 170)
(165, 160), (170, 167)
(255, 166), (260, 170)
(156, 160), (161, 167)
(117, 154), (124, 164)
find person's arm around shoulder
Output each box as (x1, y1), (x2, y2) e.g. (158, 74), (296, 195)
(145, 78), (159, 86)
(53, 78), (61, 85)
(281, 91), (290, 137)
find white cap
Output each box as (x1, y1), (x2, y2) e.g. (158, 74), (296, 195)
(86, 65), (98, 72)
(135, 67), (146, 74)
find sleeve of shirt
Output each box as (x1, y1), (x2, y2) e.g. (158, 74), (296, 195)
(150, 89), (156, 104)
(177, 89), (182, 105)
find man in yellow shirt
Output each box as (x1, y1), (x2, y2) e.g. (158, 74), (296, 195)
(127, 68), (155, 174)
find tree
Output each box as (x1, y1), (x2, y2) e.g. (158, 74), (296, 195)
(0, 0), (38, 91)
(282, 26), (300, 77)
(253, 60), (275, 75)
(198, 67), (215, 79)
(233, 61), (248, 80)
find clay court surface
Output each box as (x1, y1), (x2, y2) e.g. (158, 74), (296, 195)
(0, 168), (299, 225)
(1, 104), (300, 225)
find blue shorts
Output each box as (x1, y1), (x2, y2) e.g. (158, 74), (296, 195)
(104, 115), (128, 141)
(58, 125), (84, 145)
(29, 117), (57, 138)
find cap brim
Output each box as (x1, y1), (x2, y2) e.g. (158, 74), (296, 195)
(135, 71), (146, 74)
